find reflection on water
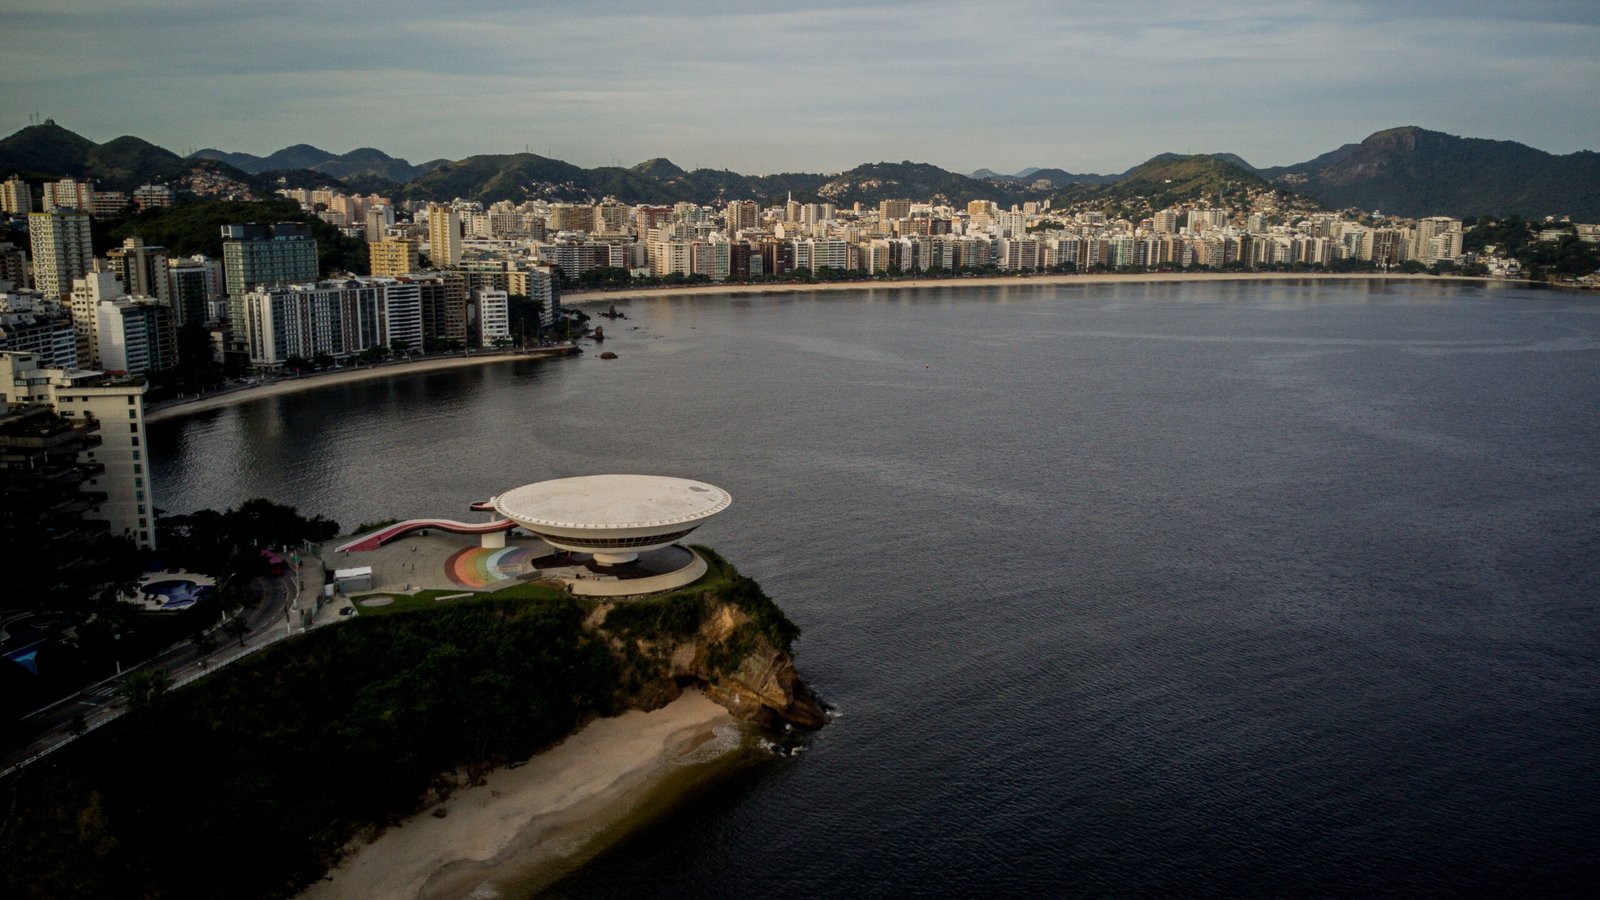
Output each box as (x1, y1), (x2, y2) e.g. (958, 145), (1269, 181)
(151, 280), (1599, 897)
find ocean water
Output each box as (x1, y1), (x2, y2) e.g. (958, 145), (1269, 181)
(149, 280), (1600, 897)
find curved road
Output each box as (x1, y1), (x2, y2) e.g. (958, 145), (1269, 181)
(1, 571), (300, 776)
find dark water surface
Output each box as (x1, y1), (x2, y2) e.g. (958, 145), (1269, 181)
(151, 280), (1599, 897)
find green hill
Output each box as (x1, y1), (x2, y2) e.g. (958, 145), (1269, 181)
(191, 144), (445, 187)
(101, 198), (370, 275)
(815, 160), (1031, 206)
(1263, 126), (1600, 219)
(398, 152), (599, 204)
(0, 123), (261, 193)
(1049, 154), (1280, 214)
(0, 122), (97, 175)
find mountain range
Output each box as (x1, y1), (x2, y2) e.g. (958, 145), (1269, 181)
(1254, 126), (1600, 221)
(0, 122), (255, 194)
(1, 122), (1594, 220)
(191, 144), (450, 187)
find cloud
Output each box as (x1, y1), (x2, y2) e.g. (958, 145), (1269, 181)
(0, 0), (1595, 172)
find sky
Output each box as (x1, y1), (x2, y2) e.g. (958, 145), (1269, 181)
(2, 0), (1597, 175)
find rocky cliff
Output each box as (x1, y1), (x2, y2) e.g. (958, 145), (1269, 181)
(590, 546), (826, 729)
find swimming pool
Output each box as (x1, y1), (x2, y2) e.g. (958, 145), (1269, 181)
(139, 580), (213, 610)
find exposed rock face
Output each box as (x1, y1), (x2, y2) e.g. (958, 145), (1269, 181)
(587, 551), (826, 730)
(704, 645), (827, 730)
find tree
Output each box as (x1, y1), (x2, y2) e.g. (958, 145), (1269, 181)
(191, 630), (216, 658)
(313, 352), (335, 370)
(116, 667), (172, 713)
(389, 338), (413, 357)
(222, 617), (249, 646)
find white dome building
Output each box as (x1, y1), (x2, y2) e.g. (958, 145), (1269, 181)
(492, 475), (731, 566)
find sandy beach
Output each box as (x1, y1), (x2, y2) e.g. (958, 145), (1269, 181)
(145, 349), (573, 424)
(300, 690), (740, 900)
(563, 270), (1523, 305)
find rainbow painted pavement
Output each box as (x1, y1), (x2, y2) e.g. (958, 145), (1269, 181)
(445, 546), (542, 589)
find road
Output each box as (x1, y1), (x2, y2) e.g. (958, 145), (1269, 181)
(0, 571), (301, 777)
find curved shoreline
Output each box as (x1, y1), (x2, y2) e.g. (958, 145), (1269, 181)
(301, 690), (740, 900)
(563, 271), (1535, 305)
(145, 348), (577, 424)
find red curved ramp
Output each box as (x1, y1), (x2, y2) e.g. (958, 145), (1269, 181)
(335, 518), (517, 553)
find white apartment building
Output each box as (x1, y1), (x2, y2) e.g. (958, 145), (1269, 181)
(473, 287), (510, 347)
(243, 278), (423, 365)
(69, 270), (126, 368)
(97, 298), (176, 375)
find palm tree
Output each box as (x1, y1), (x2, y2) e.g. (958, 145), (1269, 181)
(116, 668), (172, 713)
(222, 617), (249, 646)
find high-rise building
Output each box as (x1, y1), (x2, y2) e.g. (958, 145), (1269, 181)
(0, 401), (113, 587)
(168, 256), (221, 326)
(594, 201), (630, 235)
(725, 200), (759, 233)
(69, 270), (126, 368)
(800, 203), (835, 227)
(132, 184), (175, 211)
(691, 236), (731, 282)
(505, 265), (557, 334)
(90, 191), (128, 219)
(243, 278), (421, 365)
(1, 176), (32, 215)
(426, 203), (462, 267)
(41, 178), (93, 212)
(365, 204), (394, 242)
(0, 296), (77, 369)
(409, 271), (470, 346)
(97, 298), (176, 375)
(1415, 217), (1463, 265)
(548, 204), (595, 234)
(472, 287), (510, 347)
(221, 222), (319, 326)
(878, 199), (912, 223)
(369, 238), (420, 278)
(634, 204), (673, 237)
(0, 350), (157, 549)
(0, 241), (28, 290)
(106, 237), (172, 304)
(28, 211), (94, 300)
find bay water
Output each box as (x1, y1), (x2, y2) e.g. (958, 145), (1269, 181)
(150, 279), (1599, 897)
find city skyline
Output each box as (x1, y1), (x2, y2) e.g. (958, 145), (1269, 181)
(2, 0), (1597, 174)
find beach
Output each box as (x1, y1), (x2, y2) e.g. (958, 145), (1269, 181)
(300, 690), (741, 900)
(563, 270), (1523, 304)
(145, 349), (573, 424)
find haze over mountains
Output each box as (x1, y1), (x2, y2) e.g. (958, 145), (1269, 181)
(1, 122), (1594, 220)
(191, 145), (451, 187)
